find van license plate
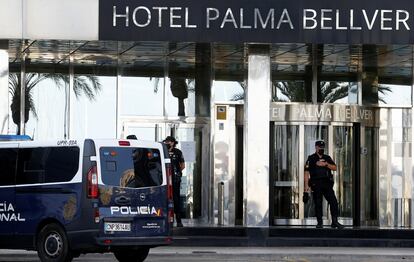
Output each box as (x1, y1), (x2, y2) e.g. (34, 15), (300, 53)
(105, 223), (131, 232)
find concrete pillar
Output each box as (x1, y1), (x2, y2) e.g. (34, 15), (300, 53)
(244, 45), (271, 227)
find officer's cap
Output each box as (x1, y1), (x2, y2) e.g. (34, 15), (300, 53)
(164, 136), (178, 144)
(315, 140), (325, 148)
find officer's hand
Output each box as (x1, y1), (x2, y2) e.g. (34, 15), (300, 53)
(316, 160), (327, 167)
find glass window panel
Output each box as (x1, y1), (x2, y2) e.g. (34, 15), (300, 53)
(379, 84), (412, 106)
(22, 40), (71, 139)
(166, 43), (196, 117)
(71, 76), (117, 138)
(165, 77), (195, 117)
(320, 81), (358, 104)
(25, 78), (66, 139)
(120, 77), (164, 116)
(119, 41), (165, 117)
(318, 45), (360, 104)
(363, 45), (412, 106)
(99, 147), (163, 188)
(212, 80), (244, 102)
(72, 41), (117, 138)
(271, 44), (312, 103)
(273, 81), (306, 102)
(17, 147), (79, 184)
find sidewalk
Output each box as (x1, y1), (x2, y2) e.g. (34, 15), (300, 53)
(148, 247), (414, 261)
(1, 247), (414, 262)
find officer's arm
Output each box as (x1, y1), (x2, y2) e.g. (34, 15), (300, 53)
(325, 157), (337, 171)
(178, 150), (185, 171)
(304, 171), (310, 192)
(304, 159), (310, 191)
(180, 162), (185, 171)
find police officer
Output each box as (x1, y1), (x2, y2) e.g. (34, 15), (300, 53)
(163, 136), (185, 227)
(304, 140), (344, 229)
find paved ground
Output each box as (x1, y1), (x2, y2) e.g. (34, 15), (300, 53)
(1, 247), (414, 261)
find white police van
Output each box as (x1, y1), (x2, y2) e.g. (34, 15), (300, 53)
(0, 135), (173, 262)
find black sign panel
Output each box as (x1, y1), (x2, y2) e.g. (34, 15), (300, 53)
(99, 0), (414, 44)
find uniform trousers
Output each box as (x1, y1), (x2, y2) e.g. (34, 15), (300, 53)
(310, 179), (339, 222)
(172, 175), (182, 222)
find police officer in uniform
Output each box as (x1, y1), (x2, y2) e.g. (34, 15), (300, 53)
(304, 140), (344, 229)
(163, 136), (185, 227)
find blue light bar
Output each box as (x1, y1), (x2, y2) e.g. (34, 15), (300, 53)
(0, 135), (32, 141)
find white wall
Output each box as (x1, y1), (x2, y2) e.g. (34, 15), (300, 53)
(0, 0), (99, 40)
(0, 0), (23, 39)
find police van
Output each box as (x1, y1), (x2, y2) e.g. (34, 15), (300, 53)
(0, 135), (173, 262)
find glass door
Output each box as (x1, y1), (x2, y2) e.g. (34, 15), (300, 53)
(303, 125), (329, 220)
(271, 123), (357, 226)
(333, 126), (354, 224)
(172, 123), (209, 221)
(271, 125), (300, 223)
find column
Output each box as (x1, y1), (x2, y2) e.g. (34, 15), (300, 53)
(244, 45), (271, 227)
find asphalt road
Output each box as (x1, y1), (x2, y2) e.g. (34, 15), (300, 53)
(1, 247), (414, 262)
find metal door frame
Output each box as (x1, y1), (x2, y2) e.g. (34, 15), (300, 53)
(272, 121), (354, 226)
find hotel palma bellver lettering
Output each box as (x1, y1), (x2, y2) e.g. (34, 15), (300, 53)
(100, 0), (414, 43)
(270, 104), (377, 126)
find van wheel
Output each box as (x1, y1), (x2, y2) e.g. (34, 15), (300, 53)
(36, 223), (73, 262)
(113, 248), (150, 262)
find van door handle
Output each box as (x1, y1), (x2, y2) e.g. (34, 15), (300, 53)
(115, 196), (131, 205)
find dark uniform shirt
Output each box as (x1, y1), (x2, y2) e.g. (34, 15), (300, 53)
(169, 148), (184, 177)
(305, 153), (336, 181)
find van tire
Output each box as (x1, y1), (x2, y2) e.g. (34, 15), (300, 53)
(36, 223), (73, 262)
(113, 247), (150, 262)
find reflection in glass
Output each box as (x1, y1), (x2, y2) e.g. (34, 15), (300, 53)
(120, 77), (163, 116)
(272, 125), (299, 219)
(213, 81), (244, 102)
(272, 81), (306, 102)
(174, 127), (203, 219)
(364, 128), (378, 223)
(25, 77), (66, 139)
(100, 147), (162, 188)
(0, 50), (9, 135)
(362, 45), (412, 106)
(379, 84), (412, 106)
(333, 126), (353, 218)
(71, 76), (115, 138)
(165, 77), (195, 117)
(319, 81), (358, 104)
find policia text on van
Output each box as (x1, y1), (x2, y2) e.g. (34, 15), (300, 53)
(0, 135), (173, 262)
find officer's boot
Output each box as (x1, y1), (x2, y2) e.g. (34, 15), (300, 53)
(316, 218), (323, 229)
(176, 214), (183, 227)
(331, 217), (344, 229)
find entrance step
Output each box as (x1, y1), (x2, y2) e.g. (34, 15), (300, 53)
(172, 227), (414, 247)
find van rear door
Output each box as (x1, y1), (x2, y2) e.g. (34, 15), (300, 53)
(97, 142), (168, 238)
(0, 145), (18, 241)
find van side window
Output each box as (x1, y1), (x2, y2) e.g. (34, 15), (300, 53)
(100, 147), (163, 188)
(17, 147), (80, 185)
(0, 148), (18, 186)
